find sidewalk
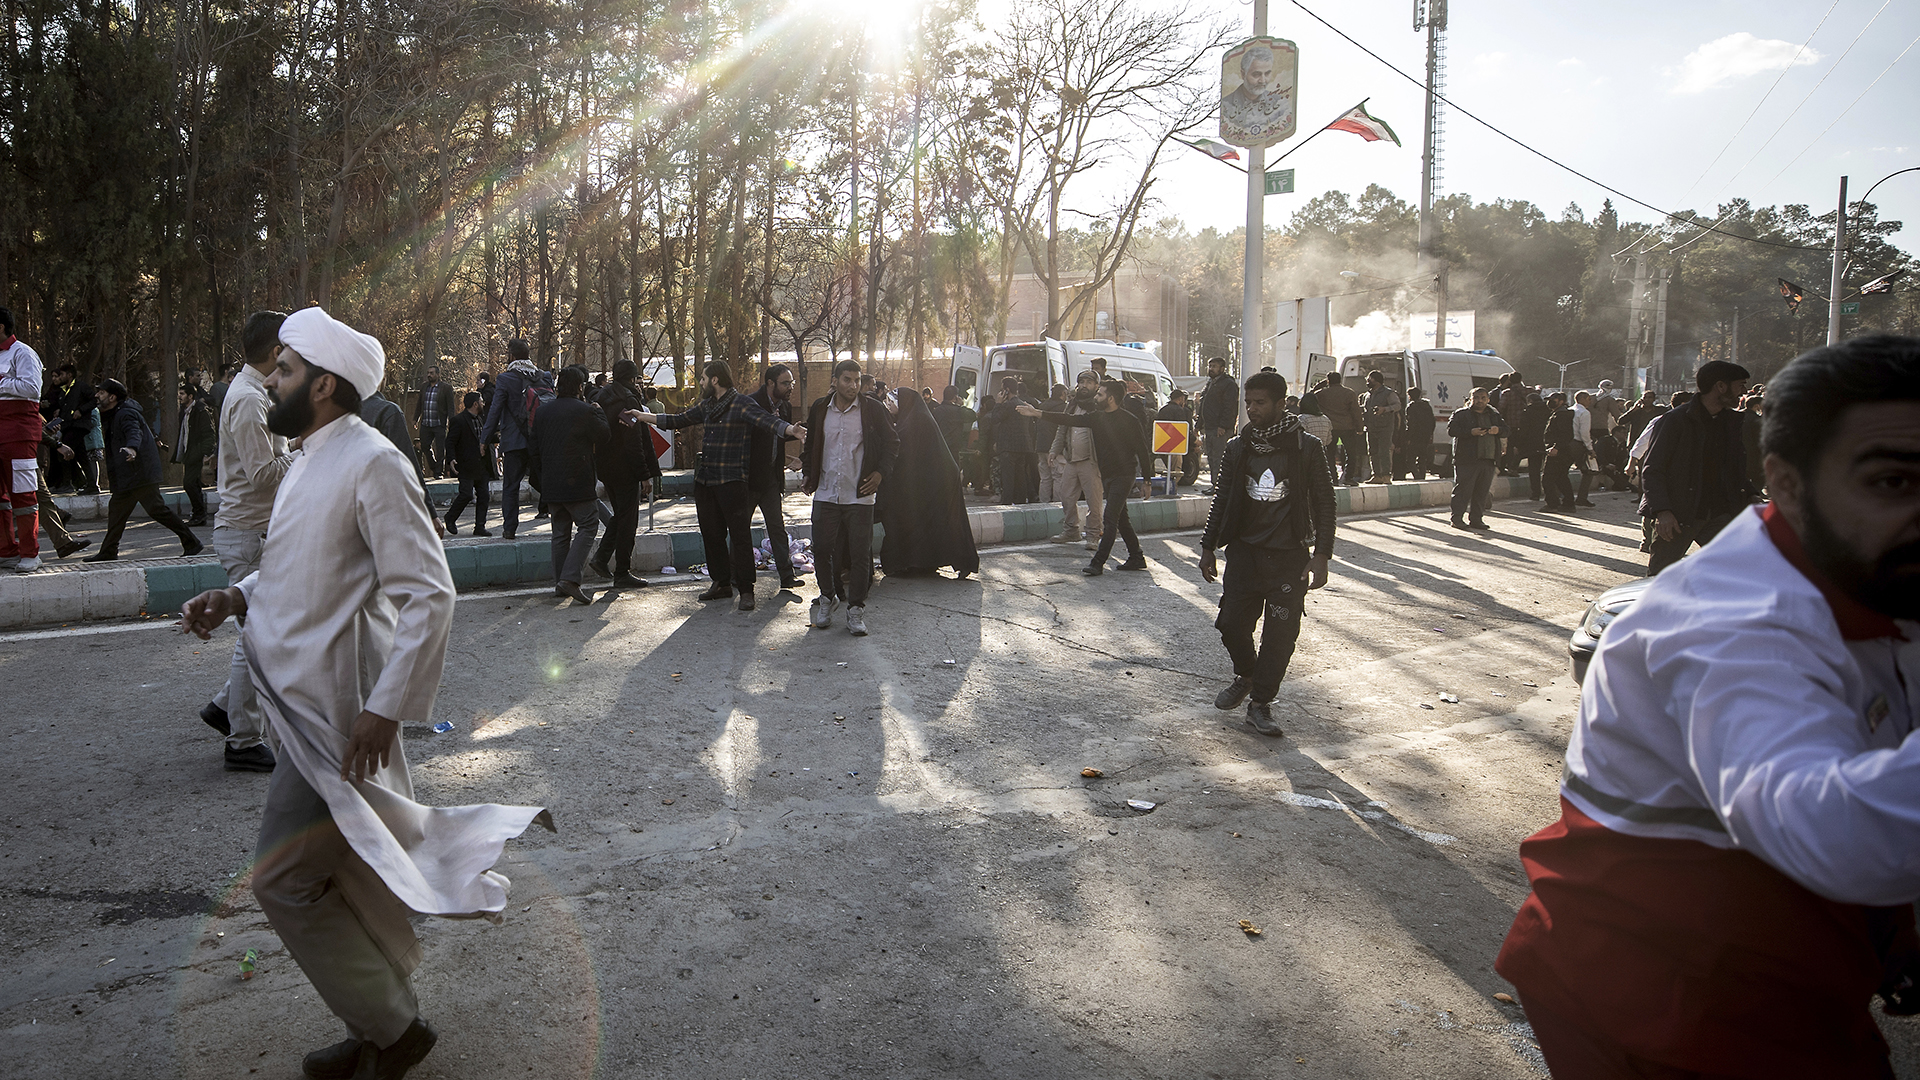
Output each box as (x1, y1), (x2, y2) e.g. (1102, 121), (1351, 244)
(3, 472), (1538, 627)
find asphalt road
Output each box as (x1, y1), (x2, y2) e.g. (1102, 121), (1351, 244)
(6, 488), (1915, 1079)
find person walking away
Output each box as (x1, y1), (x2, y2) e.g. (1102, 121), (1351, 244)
(81, 379), (203, 562)
(1447, 386), (1505, 530)
(1197, 371), (1336, 737)
(877, 389), (979, 578)
(1403, 386), (1436, 480)
(171, 385), (217, 526)
(1360, 369), (1401, 484)
(1569, 391), (1599, 505)
(743, 364), (802, 590)
(1050, 373), (1104, 549)
(1157, 389), (1194, 488)
(1513, 391), (1549, 500)
(529, 366), (610, 605)
(411, 365), (453, 479)
(1199, 357), (1239, 494)
(200, 311), (295, 773)
(1019, 380), (1154, 575)
(1497, 335), (1920, 1079)
(1316, 371), (1365, 485)
(360, 385), (441, 534)
(477, 339), (553, 539)
(0, 308), (45, 572)
(800, 359), (896, 634)
(1639, 360), (1753, 575)
(442, 393), (494, 536)
(1497, 375), (1528, 475)
(586, 360), (660, 588)
(179, 305), (550, 1080)
(633, 360), (804, 612)
(1590, 378), (1621, 439)
(1539, 392), (1578, 512)
(1295, 391), (1334, 481)
(45, 363), (94, 492)
(932, 386), (977, 487)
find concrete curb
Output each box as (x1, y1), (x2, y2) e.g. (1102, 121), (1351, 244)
(8, 477), (1532, 628)
(47, 473), (702, 522)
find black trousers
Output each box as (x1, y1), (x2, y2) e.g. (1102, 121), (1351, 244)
(99, 482), (198, 557)
(1646, 509), (1738, 576)
(693, 480), (756, 590)
(1329, 429), (1366, 484)
(419, 425), (447, 479)
(182, 455), (208, 519)
(813, 500), (874, 606)
(1215, 545), (1311, 704)
(500, 449), (531, 537)
(1091, 474), (1140, 566)
(751, 485), (796, 583)
(1451, 458), (1497, 523)
(1407, 440), (1434, 481)
(593, 477), (642, 574)
(997, 451), (1037, 504)
(444, 472), (490, 532)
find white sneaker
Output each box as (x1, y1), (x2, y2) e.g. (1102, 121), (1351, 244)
(809, 597), (838, 629)
(13, 556), (41, 572)
(846, 606), (868, 636)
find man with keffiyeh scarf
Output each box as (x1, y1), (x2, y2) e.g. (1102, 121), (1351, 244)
(1198, 371), (1336, 737)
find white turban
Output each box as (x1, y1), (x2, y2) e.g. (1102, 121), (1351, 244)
(279, 306), (386, 399)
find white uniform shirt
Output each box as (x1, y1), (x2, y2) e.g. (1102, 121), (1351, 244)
(0, 339), (42, 402)
(1568, 505), (1920, 906)
(1573, 403), (1593, 449)
(817, 397), (873, 506)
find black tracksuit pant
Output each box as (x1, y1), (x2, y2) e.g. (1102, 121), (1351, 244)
(693, 480), (756, 591)
(1215, 545), (1311, 704)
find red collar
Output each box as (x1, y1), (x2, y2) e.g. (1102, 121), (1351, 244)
(1762, 503), (1904, 641)
(0, 336), (14, 351)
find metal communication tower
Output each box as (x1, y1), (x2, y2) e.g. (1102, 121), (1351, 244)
(1415, 0), (1450, 345)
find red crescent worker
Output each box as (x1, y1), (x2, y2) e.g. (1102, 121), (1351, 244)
(0, 305), (44, 572)
(1497, 334), (1920, 1078)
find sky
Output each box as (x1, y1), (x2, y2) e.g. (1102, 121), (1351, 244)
(1140, 0), (1920, 255)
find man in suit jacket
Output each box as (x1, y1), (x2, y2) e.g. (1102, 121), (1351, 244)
(800, 359), (899, 635)
(529, 366), (610, 604)
(443, 392), (494, 536)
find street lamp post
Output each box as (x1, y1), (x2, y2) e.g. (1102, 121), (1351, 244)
(1539, 357), (1583, 395)
(1828, 166), (1920, 345)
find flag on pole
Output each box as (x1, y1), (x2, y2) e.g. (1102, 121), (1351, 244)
(1778, 278), (1806, 313)
(1175, 136), (1242, 162)
(1326, 100), (1401, 146)
(1860, 268), (1908, 294)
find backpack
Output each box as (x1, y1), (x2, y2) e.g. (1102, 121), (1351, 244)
(508, 371), (555, 434)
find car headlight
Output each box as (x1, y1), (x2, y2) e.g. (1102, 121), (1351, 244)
(1581, 601), (1631, 639)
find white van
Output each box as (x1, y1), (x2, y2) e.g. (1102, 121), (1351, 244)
(951, 338), (1177, 411)
(1339, 348), (1517, 469)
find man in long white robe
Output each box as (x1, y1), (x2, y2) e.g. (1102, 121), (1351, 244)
(182, 306), (547, 1080)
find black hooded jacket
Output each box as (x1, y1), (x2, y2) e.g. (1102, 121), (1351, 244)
(1198, 417), (1337, 560)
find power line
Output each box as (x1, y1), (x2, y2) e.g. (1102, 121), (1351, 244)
(1284, 0), (1830, 253)
(1762, 28), (1920, 191)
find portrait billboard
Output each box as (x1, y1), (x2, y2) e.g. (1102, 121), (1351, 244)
(1220, 37), (1298, 149)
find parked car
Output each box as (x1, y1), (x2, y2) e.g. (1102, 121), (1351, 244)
(1569, 577), (1653, 683)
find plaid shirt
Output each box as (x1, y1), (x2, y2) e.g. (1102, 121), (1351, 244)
(652, 389), (791, 486)
(418, 381), (448, 428)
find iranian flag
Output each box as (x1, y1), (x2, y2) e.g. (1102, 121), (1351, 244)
(1177, 136), (1242, 162)
(1327, 101), (1401, 146)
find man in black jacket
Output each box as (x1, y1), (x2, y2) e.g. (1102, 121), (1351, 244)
(800, 359), (898, 635)
(1447, 386), (1506, 531)
(746, 364), (802, 590)
(82, 379), (204, 561)
(1195, 371), (1336, 737)
(1640, 360), (1752, 575)
(171, 384), (218, 525)
(587, 359), (662, 588)
(1403, 386), (1436, 480)
(982, 375), (1039, 504)
(46, 364), (95, 492)
(1199, 358), (1240, 494)
(529, 366), (610, 604)
(1018, 380), (1155, 576)
(443, 392), (494, 536)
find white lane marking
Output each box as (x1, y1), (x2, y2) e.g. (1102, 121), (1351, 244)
(1274, 790), (1457, 846)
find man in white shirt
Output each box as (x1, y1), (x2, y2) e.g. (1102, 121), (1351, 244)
(199, 311), (297, 773)
(1569, 390), (1598, 507)
(800, 359), (898, 635)
(180, 306), (547, 1080)
(0, 305), (45, 572)
(1497, 334), (1920, 1078)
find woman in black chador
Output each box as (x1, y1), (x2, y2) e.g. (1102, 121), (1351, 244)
(877, 389), (980, 578)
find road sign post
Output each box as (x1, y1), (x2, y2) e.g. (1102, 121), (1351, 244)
(1840, 301), (1860, 315)
(1263, 168), (1294, 195)
(1153, 421), (1190, 494)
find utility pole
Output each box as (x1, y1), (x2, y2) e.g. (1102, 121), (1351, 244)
(1415, 0), (1448, 348)
(1729, 306), (1738, 367)
(1239, 0), (1268, 378)
(1650, 268), (1669, 394)
(1622, 252), (1646, 392)
(1827, 175), (1847, 347)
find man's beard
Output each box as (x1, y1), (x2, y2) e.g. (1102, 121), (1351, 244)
(1801, 489), (1920, 620)
(267, 371), (318, 437)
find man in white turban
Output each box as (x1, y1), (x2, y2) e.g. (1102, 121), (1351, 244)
(181, 306), (549, 1080)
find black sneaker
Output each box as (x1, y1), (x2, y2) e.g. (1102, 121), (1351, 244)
(697, 584), (734, 601)
(1450, 519), (1470, 530)
(224, 744), (276, 772)
(1115, 558), (1149, 571)
(1082, 563), (1104, 576)
(1468, 520), (1492, 531)
(586, 557), (611, 579)
(1214, 677), (1251, 711)
(302, 1038), (363, 1080)
(779, 577), (803, 591)
(737, 589), (757, 612)
(612, 572), (647, 588)
(1246, 700), (1284, 738)
(183, 539), (205, 557)
(367, 1018), (437, 1080)
(200, 701), (231, 737)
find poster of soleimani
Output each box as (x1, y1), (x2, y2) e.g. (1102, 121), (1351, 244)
(1220, 36), (1298, 148)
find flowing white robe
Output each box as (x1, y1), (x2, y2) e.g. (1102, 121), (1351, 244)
(237, 413), (547, 923)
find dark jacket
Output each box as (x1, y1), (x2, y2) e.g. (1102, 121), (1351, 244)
(592, 380), (663, 487)
(1036, 405), (1154, 482)
(932, 403), (976, 454)
(479, 362), (554, 453)
(1618, 401), (1668, 443)
(448, 408), (494, 481)
(1198, 421), (1337, 560)
(1515, 401), (1550, 450)
(1404, 398), (1436, 446)
(981, 397), (1040, 454)
(1317, 382), (1364, 433)
(1639, 400), (1751, 523)
(747, 385), (798, 493)
(1156, 400), (1194, 425)
(529, 394), (611, 504)
(1200, 373), (1240, 430)
(801, 394), (900, 495)
(1447, 405), (1507, 464)
(52, 378), (95, 441)
(1542, 406), (1576, 452)
(175, 396), (217, 461)
(102, 400), (163, 491)
(412, 380), (454, 427)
